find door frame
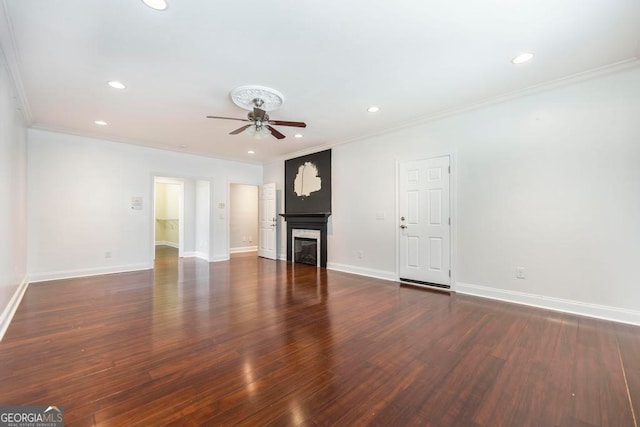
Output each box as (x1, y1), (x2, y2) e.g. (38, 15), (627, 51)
(152, 176), (185, 259)
(395, 153), (457, 290)
(226, 180), (262, 257)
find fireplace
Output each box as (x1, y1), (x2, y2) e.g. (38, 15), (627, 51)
(282, 150), (332, 268)
(280, 213), (330, 268)
(293, 229), (321, 266)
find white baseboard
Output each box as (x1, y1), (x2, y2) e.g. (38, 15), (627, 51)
(0, 275), (29, 342)
(28, 263), (153, 283)
(155, 241), (179, 248)
(326, 262), (397, 282)
(455, 282), (640, 326)
(230, 246), (258, 254)
(212, 255), (230, 262)
(278, 253), (287, 261)
(183, 251), (209, 261)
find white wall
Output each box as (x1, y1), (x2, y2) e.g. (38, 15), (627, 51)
(264, 65), (640, 322)
(229, 184), (258, 250)
(0, 48), (28, 336)
(28, 129), (262, 280)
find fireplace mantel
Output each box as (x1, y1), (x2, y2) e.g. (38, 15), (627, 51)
(280, 213), (331, 267)
(279, 213), (331, 219)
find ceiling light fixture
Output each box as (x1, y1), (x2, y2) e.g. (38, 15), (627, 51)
(248, 150), (255, 154)
(141, 0), (168, 11)
(108, 81), (126, 90)
(94, 120), (107, 126)
(511, 52), (534, 64)
(367, 106), (380, 113)
(294, 134), (303, 138)
(246, 124), (271, 139)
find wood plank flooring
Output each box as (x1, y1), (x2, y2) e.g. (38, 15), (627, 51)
(0, 246), (638, 426)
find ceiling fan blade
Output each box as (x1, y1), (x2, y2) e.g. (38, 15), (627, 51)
(253, 107), (267, 121)
(230, 124), (252, 135)
(269, 120), (306, 128)
(206, 115), (251, 122)
(266, 125), (285, 140)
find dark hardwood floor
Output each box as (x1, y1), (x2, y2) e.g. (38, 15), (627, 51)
(1, 246), (638, 426)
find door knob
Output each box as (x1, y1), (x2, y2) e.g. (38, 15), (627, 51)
(400, 225), (407, 229)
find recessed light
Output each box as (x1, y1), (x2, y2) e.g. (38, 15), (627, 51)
(248, 150), (255, 154)
(512, 52), (534, 64)
(141, 0), (168, 11)
(367, 106), (380, 113)
(94, 120), (107, 126)
(294, 134), (303, 138)
(108, 81), (126, 90)
(179, 144), (187, 148)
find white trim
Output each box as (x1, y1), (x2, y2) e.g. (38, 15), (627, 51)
(28, 263), (152, 283)
(327, 262), (396, 282)
(212, 255), (230, 262)
(183, 251), (209, 261)
(230, 246), (258, 254)
(456, 282), (640, 326)
(0, 275), (29, 342)
(155, 240), (179, 248)
(278, 253), (287, 261)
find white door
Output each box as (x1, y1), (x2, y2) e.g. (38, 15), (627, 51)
(399, 156), (451, 287)
(258, 183), (277, 260)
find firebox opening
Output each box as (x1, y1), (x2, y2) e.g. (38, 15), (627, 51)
(294, 237), (318, 266)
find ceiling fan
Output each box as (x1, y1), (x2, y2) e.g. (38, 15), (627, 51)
(206, 98), (306, 140)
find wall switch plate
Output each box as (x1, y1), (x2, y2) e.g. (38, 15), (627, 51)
(516, 267), (526, 279)
(376, 211), (385, 220)
(105, 251), (112, 259)
(357, 250), (364, 259)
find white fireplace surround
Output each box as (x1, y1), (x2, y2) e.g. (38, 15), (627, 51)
(292, 229), (321, 267)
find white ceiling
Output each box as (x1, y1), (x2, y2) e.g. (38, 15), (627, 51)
(3, 0), (639, 163)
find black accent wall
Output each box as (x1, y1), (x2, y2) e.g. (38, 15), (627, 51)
(284, 149), (332, 214)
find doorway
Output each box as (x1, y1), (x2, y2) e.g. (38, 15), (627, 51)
(154, 178), (185, 260)
(229, 183), (259, 255)
(398, 155), (452, 288)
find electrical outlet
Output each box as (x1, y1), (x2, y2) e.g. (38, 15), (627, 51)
(248, 236), (252, 243)
(105, 251), (112, 259)
(357, 250), (364, 259)
(516, 267), (525, 279)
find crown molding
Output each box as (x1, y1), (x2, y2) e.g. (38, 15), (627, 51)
(269, 57), (640, 163)
(0, 0), (32, 124)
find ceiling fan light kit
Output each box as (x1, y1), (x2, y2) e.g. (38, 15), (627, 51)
(207, 85), (306, 140)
